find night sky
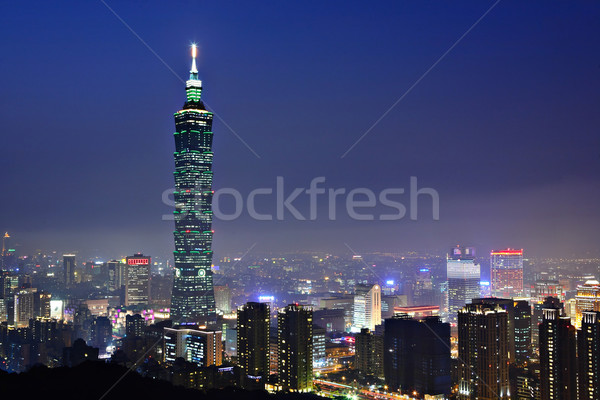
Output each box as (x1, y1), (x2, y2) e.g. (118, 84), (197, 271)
(1, 1), (599, 259)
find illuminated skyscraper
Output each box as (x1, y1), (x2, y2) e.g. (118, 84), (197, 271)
(539, 307), (576, 400)
(278, 304), (313, 392)
(170, 45), (216, 325)
(578, 311), (600, 400)
(353, 283), (381, 331)
(125, 254), (150, 306)
(237, 302), (270, 388)
(457, 303), (510, 400)
(574, 279), (600, 329)
(447, 246), (480, 325)
(490, 249), (524, 298)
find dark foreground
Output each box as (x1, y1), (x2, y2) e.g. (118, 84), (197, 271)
(0, 361), (324, 400)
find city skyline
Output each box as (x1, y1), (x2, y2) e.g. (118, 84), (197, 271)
(1, 3), (599, 399)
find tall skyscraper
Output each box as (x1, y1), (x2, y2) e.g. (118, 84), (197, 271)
(574, 279), (600, 329)
(447, 246), (480, 325)
(237, 302), (270, 388)
(278, 304), (313, 392)
(457, 303), (510, 400)
(578, 311), (600, 400)
(490, 249), (524, 298)
(170, 45), (217, 325)
(539, 307), (577, 400)
(63, 254), (75, 286)
(125, 254), (151, 306)
(383, 315), (451, 397)
(353, 283), (381, 331)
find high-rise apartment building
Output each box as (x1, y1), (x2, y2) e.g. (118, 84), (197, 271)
(353, 284), (381, 331)
(457, 303), (510, 400)
(471, 297), (531, 365)
(170, 45), (217, 325)
(578, 311), (600, 400)
(539, 307), (576, 400)
(278, 304), (313, 392)
(355, 328), (384, 378)
(384, 315), (451, 397)
(237, 302), (270, 388)
(490, 249), (524, 298)
(125, 254), (151, 306)
(447, 246), (480, 325)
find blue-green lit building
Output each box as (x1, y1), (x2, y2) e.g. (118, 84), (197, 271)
(170, 45), (216, 325)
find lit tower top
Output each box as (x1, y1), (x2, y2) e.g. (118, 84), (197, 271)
(186, 44), (203, 105)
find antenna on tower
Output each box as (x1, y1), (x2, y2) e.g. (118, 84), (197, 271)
(190, 43), (198, 75)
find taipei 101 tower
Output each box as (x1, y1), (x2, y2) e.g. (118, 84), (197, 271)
(170, 45), (216, 325)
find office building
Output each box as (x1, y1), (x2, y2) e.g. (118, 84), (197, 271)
(384, 315), (451, 397)
(63, 254), (75, 286)
(490, 249), (524, 298)
(107, 260), (124, 291)
(574, 279), (600, 329)
(14, 288), (36, 328)
(414, 267), (435, 306)
(164, 326), (222, 367)
(313, 326), (326, 368)
(578, 311), (600, 400)
(214, 285), (232, 315)
(170, 45), (217, 325)
(539, 307), (576, 400)
(353, 283), (381, 331)
(313, 308), (345, 333)
(125, 254), (151, 306)
(531, 280), (564, 303)
(278, 304), (313, 392)
(457, 303), (510, 399)
(237, 302), (270, 387)
(447, 246), (480, 325)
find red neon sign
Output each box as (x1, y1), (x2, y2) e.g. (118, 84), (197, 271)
(128, 258), (150, 265)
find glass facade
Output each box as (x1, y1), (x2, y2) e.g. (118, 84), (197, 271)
(170, 49), (217, 325)
(490, 249), (524, 298)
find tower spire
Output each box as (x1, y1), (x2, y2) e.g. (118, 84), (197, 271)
(190, 44), (198, 78)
